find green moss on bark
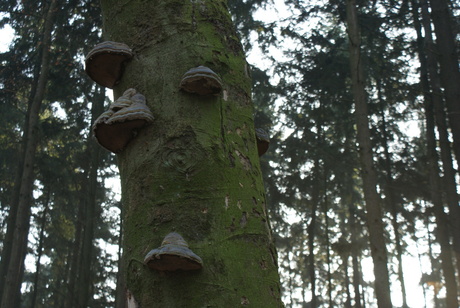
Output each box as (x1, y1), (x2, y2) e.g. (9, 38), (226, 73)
(100, 0), (283, 306)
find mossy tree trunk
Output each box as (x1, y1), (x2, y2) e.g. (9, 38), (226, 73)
(98, 0), (283, 306)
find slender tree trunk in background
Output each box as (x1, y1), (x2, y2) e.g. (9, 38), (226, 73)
(343, 142), (364, 308)
(324, 193), (333, 308)
(99, 0), (283, 306)
(414, 231), (429, 308)
(349, 205), (363, 308)
(307, 108), (326, 308)
(287, 251), (295, 307)
(337, 169), (353, 308)
(0, 148), (21, 302)
(429, 0), (460, 166)
(0, 1), (58, 307)
(65, 188), (84, 307)
(425, 98), (459, 308)
(413, 2), (460, 306)
(76, 87), (105, 308)
(345, 1), (392, 306)
(421, 59), (459, 308)
(343, 252), (352, 308)
(307, 161), (320, 308)
(377, 88), (408, 308)
(426, 212), (440, 308)
(419, 0), (460, 280)
(301, 259), (306, 306)
(57, 248), (72, 308)
(63, 88), (105, 308)
(30, 191), (50, 308)
(0, 3), (50, 301)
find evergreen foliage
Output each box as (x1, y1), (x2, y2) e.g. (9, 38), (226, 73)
(0, 0), (119, 306)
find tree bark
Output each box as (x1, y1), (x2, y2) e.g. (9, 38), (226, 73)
(99, 0), (283, 306)
(345, 1), (393, 307)
(0, 1), (58, 307)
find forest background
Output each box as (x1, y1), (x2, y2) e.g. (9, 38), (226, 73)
(0, 0), (459, 307)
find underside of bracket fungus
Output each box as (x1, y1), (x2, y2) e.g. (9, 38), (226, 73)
(92, 88), (154, 153)
(85, 41), (133, 88)
(180, 66), (223, 96)
(144, 232), (203, 272)
(255, 128), (270, 156)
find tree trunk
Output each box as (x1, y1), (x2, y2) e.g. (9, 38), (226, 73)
(343, 252), (352, 308)
(307, 161), (320, 308)
(30, 190), (50, 308)
(0, 3), (50, 301)
(420, 0), (460, 281)
(349, 204), (363, 308)
(426, 214), (440, 308)
(324, 194), (333, 308)
(99, 0), (283, 306)
(345, 1), (393, 307)
(412, 1), (459, 306)
(65, 188), (84, 307)
(377, 84), (408, 308)
(344, 139), (364, 308)
(0, 1), (58, 307)
(413, 228), (429, 308)
(59, 246), (73, 308)
(429, 0), (460, 167)
(422, 75), (459, 308)
(76, 87), (105, 308)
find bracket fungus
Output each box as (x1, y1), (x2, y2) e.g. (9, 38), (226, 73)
(255, 128), (270, 156)
(85, 41), (133, 88)
(93, 88), (154, 153)
(180, 66), (223, 96)
(144, 232), (203, 272)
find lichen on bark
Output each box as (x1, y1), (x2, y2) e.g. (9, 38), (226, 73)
(99, 0), (283, 306)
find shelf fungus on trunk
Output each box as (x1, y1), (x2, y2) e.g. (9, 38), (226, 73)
(180, 66), (223, 96)
(255, 128), (270, 156)
(93, 88), (154, 153)
(85, 41), (133, 88)
(144, 232), (203, 272)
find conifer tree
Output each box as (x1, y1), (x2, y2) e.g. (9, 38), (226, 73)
(0, 1), (58, 306)
(345, 0), (393, 306)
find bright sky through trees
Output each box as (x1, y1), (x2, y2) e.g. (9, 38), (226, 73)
(0, 24), (13, 52)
